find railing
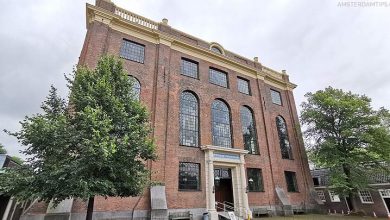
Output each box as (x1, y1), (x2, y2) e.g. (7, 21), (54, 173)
(114, 7), (158, 30)
(215, 201), (235, 212)
(262, 66), (283, 80)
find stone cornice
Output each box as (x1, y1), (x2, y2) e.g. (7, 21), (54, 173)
(86, 3), (297, 91)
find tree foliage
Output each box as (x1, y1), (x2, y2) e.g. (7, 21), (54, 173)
(0, 143), (7, 154)
(0, 56), (156, 208)
(301, 87), (390, 196)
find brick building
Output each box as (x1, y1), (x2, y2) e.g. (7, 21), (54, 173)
(21, 0), (320, 219)
(311, 168), (390, 217)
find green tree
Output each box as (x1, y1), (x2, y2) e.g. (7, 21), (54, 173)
(0, 143), (7, 154)
(301, 87), (390, 211)
(0, 56), (156, 220)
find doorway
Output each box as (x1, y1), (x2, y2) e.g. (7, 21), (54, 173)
(379, 189), (390, 214)
(214, 168), (234, 212)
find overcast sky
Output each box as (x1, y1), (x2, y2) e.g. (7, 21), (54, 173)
(1, 0), (389, 157)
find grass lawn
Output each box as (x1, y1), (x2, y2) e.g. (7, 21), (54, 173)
(254, 214), (386, 219)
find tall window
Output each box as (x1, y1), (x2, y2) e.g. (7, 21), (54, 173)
(129, 76), (141, 101)
(209, 68), (228, 88)
(120, 39), (145, 63)
(276, 116), (293, 159)
(211, 100), (232, 148)
(270, 89), (282, 105)
(180, 92), (199, 147)
(181, 58), (198, 79)
(284, 171), (298, 192)
(178, 162), (200, 191)
(247, 168), (264, 192)
(240, 106), (259, 154)
(237, 78), (250, 95)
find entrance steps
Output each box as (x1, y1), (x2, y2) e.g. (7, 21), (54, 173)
(217, 211), (243, 220)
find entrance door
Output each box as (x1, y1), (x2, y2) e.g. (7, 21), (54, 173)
(379, 189), (390, 214)
(214, 168), (234, 211)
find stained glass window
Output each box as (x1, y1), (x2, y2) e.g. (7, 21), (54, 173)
(271, 89), (282, 105)
(180, 92), (199, 147)
(120, 39), (145, 63)
(240, 106), (259, 154)
(181, 58), (198, 78)
(129, 76), (141, 101)
(237, 78), (250, 95)
(211, 100), (232, 148)
(209, 68), (228, 88)
(276, 116), (293, 159)
(179, 162), (200, 191)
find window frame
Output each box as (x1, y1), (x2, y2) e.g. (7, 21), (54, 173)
(181, 58), (199, 79)
(211, 99), (233, 148)
(247, 168), (264, 192)
(178, 162), (201, 191)
(276, 115), (293, 160)
(237, 77), (251, 95)
(179, 91), (200, 147)
(209, 68), (229, 88)
(128, 76), (141, 101)
(270, 89), (282, 106)
(240, 106), (259, 155)
(284, 171), (299, 192)
(119, 39), (145, 64)
(358, 190), (374, 204)
(316, 190), (326, 202)
(329, 190), (341, 202)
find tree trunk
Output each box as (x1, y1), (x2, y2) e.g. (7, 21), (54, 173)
(86, 197), (94, 220)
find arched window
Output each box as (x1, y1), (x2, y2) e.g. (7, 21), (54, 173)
(129, 76), (141, 100)
(211, 46), (222, 54)
(180, 92), (199, 147)
(240, 106), (259, 154)
(276, 116), (293, 159)
(211, 100), (232, 148)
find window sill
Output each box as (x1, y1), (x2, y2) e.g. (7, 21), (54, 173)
(209, 82), (228, 89)
(179, 145), (200, 149)
(178, 189), (202, 192)
(180, 74), (199, 80)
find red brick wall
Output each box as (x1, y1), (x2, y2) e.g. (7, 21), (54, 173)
(26, 4), (314, 215)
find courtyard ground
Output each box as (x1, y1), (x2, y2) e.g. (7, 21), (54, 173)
(254, 214), (386, 219)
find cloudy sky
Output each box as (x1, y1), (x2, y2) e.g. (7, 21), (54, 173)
(1, 0), (389, 157)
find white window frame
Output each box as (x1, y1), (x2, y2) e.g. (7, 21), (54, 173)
(316, 190), (326, 202)
(358, 190), (374, 204)
(329, 190), (341, 202)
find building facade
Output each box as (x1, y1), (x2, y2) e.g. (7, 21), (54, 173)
(21, 0), (319, 219)
(312, 168), (390, 217)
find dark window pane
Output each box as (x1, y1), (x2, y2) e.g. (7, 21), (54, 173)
(129, 76), (141, 101)
(237, 78), (250, 95)
(120, 39), (145, 63)
(247, 168), (264, 192)
(211, 100), (232, 148)
(276, 116), (293, 159)
(209, 68), (228, 88)
(240, 106), (259, 154)
(285, 171), (298, 192)
(180, 92), (199, 147)
(181, 59), (198, 78)
(179, 162), (200, 190)
(271, 89), (282, 105)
